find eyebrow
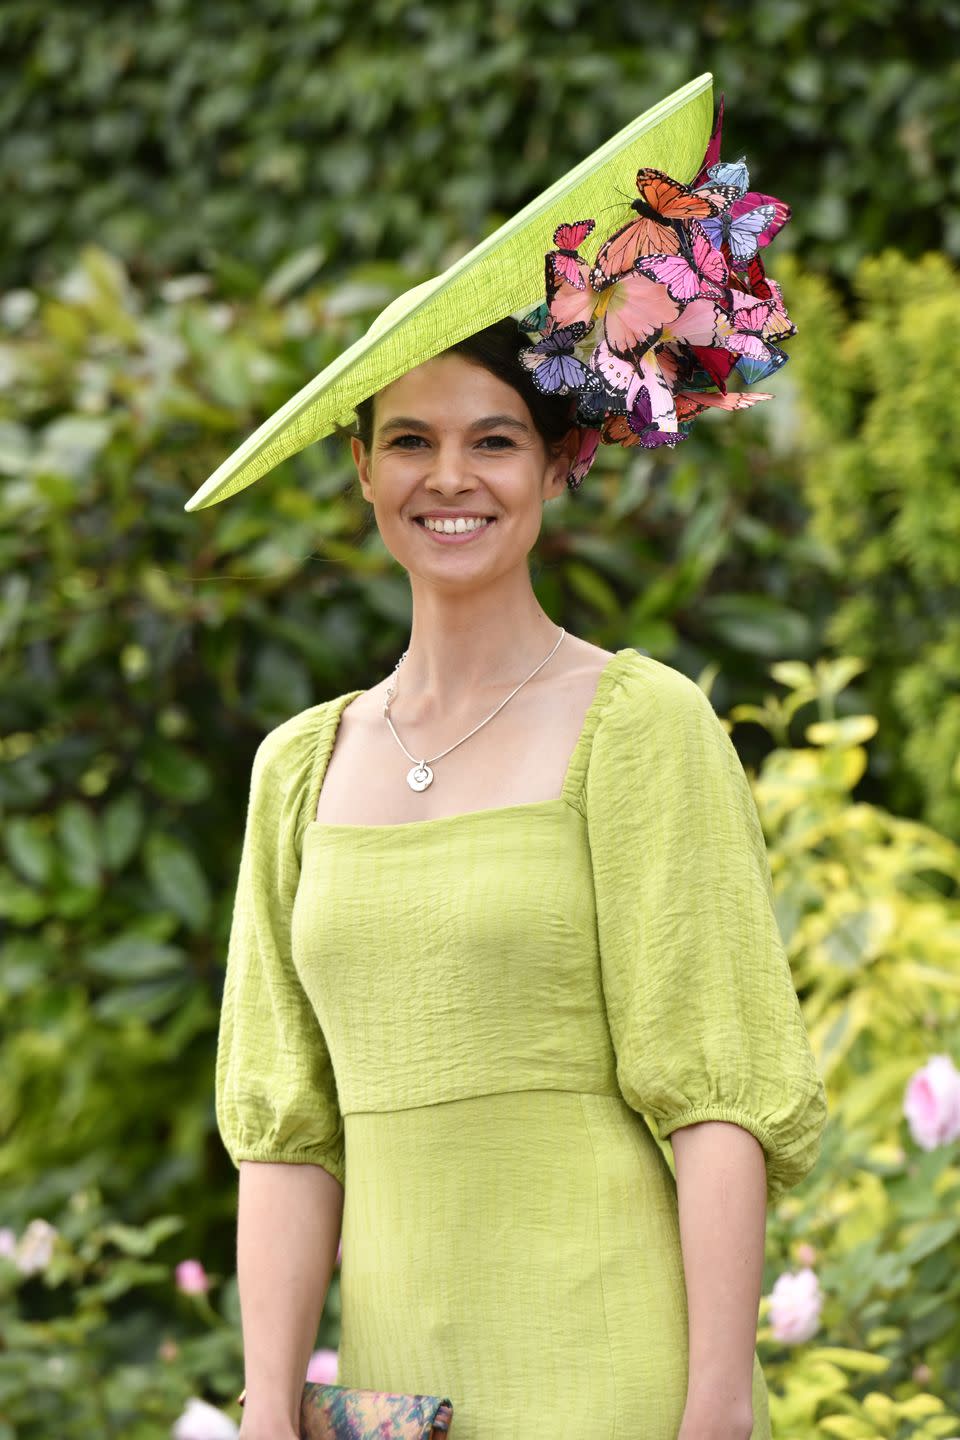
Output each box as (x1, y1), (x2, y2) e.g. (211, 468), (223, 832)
(377, 413), (532, 437)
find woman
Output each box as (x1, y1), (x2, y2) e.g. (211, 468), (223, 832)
(215, 313), (828, 1440)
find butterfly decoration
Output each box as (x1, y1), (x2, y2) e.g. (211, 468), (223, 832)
(590, 167), (726, 285)
(635, 228), (729, 304)
(566, 425), (602, 490)
(517, 94), (796, 487)
(696, 201), (785, 266)
(675, 388), (773, 422)
(602, 385), (687, 450)
(547, 219), (596, 289)
(519, 321), (604, 399)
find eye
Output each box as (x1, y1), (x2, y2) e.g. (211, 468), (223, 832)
(386, 432), (516, 450)
(388, 433), (427, 448)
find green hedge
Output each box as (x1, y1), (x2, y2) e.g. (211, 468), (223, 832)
(3, 0), (958, 293)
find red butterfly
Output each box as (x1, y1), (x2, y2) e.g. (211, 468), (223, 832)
(590, 168), (723, 285)
(547, 219), (595, 290)
(687, 345), (740, 393)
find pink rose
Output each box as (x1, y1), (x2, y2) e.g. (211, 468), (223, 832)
(0, 1227), (17, 1260)
(767, 1267), (823, 1344)
(175, 1258), (210, 1295)
(306, 1347), (339, 1383)
(904, 1055), (960, 1151)
(172, 1397), (238, 1439)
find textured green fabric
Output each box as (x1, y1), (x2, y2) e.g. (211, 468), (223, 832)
(184, 73), (714, 513)
(215, 647), (827, 1438)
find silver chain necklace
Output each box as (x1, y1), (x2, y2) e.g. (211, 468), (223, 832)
(383, 627), (567, 793)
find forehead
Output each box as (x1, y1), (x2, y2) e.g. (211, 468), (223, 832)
(374, 353), (530, 429)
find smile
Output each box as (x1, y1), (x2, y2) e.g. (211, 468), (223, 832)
(413, 516), (497, 543)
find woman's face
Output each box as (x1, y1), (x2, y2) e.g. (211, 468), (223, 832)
(351, 353), (576, 586)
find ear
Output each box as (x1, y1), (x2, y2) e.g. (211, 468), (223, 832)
(351, 436), (374, 502)
(543, 425), (584, 500)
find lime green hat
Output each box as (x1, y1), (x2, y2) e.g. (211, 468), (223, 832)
(183, 72), (714, 513)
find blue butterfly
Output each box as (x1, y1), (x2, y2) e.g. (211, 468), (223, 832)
(519, 301), (550, 334)
(707, 156), (750, 195)
(735, 344), (789, 385)
(698, 203), (779, 266)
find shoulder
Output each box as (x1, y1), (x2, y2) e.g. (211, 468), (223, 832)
(236, 691), (362, 860)
(246, 691), (361, 837)
(602, 649), (724, 736)
(584, 650), (740, 811)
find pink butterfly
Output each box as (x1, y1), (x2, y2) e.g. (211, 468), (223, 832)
(630, 347), (682, 435)
(547, 219), (595, 290)
(656, 296), (727, 354)
(567, 424), (602, 489)
(675, 389), (773, 422)
(600, 271), (681, 357)
(588, 338), (637, 400)
(545, 270), (598, 332)
(722, 296), (775, 361)
(636, 230), (729, 303)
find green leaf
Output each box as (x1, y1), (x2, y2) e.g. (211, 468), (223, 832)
(85, 936), (188, 981)
(143, 834), (211, 931)
(698, 594), (813, 656)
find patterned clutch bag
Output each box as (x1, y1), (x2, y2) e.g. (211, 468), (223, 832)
(238, 1381), (454, 1438)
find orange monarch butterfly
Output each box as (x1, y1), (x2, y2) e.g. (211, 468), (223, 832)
(590, 168), (725, 284)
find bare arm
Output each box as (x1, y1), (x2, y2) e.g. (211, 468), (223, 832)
(236, 1160), (345, 1439)
(670, 1120), (766, 1438)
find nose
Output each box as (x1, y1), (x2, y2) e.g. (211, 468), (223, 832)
(424, 443), (483, 497)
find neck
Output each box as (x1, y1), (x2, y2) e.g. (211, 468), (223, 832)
(396, 589), (564, 718)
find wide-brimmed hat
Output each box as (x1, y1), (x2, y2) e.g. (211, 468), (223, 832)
(183, 73), (716, 512)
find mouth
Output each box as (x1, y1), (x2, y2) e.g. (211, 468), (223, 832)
(412, 516), (497, 544)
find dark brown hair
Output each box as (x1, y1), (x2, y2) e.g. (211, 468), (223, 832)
(335, 315), (579, 470)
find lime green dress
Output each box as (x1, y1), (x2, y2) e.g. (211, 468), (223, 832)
(215, 647), (828, 1440)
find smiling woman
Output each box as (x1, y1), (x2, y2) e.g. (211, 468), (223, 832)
(207, 81), (827, 1440)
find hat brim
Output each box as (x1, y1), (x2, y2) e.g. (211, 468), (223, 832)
(184, 72), (714, 512)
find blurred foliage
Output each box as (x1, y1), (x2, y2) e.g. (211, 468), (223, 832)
(2, 0), (959, 295)
(782, 250), (960, 839)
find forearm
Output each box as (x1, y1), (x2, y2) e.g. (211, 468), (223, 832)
(669, 1119), (766, 1427)
(236, 1159), (344, 1434)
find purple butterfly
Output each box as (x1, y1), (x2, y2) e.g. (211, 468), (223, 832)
(520, 322), (603, 397)
(697, 201), (782, 266)
(601, 385), (687, 449)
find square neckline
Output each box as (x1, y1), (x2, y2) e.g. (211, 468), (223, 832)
(304, 647), (638, 834)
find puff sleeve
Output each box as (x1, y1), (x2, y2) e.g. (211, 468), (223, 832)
(214, 711), (345, 1185)
(585, 655), (827, 1205)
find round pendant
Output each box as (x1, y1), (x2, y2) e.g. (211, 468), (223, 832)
(407, 761), (434, 792)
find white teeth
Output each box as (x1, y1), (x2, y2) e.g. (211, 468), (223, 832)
(422, 516), (492, 533)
